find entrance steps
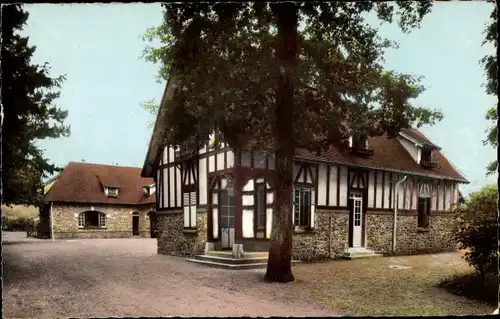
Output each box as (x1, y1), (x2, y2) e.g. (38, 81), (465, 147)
(186, 251), (301, 270)
(342, 247), (383, 260)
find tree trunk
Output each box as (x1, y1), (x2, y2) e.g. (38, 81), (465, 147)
(264, 3), (298, 283)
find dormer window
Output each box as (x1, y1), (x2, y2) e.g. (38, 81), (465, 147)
(348, 131), (374, 157)
(143, 185), (151, 197)
(420, 145), (436, 169)
(105, 187), (118, 197)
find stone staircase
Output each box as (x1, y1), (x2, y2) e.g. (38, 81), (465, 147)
(186, 251), (271, 270)
(186, 244), (302, 270)
(342, 247), (383, 260)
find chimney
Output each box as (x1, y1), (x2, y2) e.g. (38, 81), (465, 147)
(81, 159), (85, 162)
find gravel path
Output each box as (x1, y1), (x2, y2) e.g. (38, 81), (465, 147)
(2, 232), (337, 318)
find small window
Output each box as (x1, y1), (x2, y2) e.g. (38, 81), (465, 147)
(293, 187), (311, 227)
(106, 187), (118, 197)
(352, 132), (368, 150)
(417, 197), (430, 228)
(254, 151), (266, 169)
(241, 150), (251, 167)
(255, 184), (266, 230)
(421, 146), (433, 163)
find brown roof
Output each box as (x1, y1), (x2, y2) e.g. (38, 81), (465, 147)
(400, 128), (439, 148)
(243, 129), (467, 183)
(44, 162), (156, 205)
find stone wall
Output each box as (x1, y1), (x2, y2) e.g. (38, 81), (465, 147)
(157, 208), (208, 257)
(366, 212), (457, 255)
(51, 203), (155, 239)
(292, 210), (349, 262)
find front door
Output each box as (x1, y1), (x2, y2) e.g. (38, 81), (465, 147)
(220, 190), (235, 249)
(132, 215), (140, 236)
(350, 192), (363, 247)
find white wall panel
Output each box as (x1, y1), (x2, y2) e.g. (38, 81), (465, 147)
(176, 166), (182, 206)
(328, 165), (337, 206)
(317, 164), (327, 206)
(199, 158), (207, 205)
(226, 150), (235, 168)
(242, 209), (254, 238)
(216, 152), (225, 171)
(383, 173), (391, 209)
(162, 168), (169, 208)
(375, 172), (383, 209)
(266, 192), (274, 204)
(338, 166), (348, 207)
(169, 167), (175, 207)
(266, 208), (273, 239)
(243, 194), (254, 206)
(367, 171), (375, 208)
(212, 208), (218, 238)
(243, 179), (254, 192)
(208, 155), (215, 172)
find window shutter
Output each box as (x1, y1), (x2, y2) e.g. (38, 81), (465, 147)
(190, 191), (197, 227)
(183, 192), (190, 207)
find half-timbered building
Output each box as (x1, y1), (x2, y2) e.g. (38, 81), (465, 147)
(142, 91), (468, 261)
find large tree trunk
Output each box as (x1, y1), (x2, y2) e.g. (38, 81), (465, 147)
(264, 3), (298, 283)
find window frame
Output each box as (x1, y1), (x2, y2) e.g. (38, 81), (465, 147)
(183, 191), (197, 229)
(417, 197), (430, 229)
(293, 186), (312, 228)
(78, 211), (106, 229)
(106, 187), (118, 197)
(255, 183), (266, 231)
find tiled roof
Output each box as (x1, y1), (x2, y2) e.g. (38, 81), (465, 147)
(244, 128), (467, 183)
(44, 162), (156, 205)
(400, 128), (439, 148)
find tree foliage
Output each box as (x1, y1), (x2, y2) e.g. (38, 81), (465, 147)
(480, 6), (498, 176)
(142, 2), (440, 282)
(453, 184), (498, 281)
(1, 5), (70, 206)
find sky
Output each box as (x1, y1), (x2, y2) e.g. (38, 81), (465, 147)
(23, 2), (497, 196)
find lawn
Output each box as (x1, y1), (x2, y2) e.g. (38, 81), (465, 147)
(285, 251), (496, 316)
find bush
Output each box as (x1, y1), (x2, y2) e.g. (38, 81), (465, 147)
(453, 184), (499, 281)
(1, 215), (35, 231)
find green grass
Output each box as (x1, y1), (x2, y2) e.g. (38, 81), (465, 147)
(286, 251), (495, 316)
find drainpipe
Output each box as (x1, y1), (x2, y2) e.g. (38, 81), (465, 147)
(393, 175), (407, 253)
(50, 202), (55, 241)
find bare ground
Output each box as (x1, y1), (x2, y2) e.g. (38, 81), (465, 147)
(2, 232), (336, 318)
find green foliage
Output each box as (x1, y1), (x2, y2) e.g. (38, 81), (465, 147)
(2, 5), (70, 206)
(142, 2), (437, 282)
(453, 185), (499, 280)
(142, 2), (441, 151)
(480, 6), (498, 176)
(1, 216), (36, 232)
(140, 99), (160, 129)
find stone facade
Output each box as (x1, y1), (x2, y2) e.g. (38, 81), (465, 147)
(292, 210), (349, 262)
(157, 208), (208, 256)
(155, 207), (456, 261)
(51, 203), (156, 239)
(366, 212), (457, 255)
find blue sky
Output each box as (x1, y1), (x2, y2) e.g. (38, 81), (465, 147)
(24, 3), (496, 195)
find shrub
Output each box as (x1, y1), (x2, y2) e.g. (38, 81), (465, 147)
(1, 216), (35, 231)
(453, 184), (499, 281)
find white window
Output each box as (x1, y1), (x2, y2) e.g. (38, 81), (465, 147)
(183, 191), (197, 228)
(293, 187), (315, 227)
(106, 187), (118, 197)
(78, 211), (106, 228)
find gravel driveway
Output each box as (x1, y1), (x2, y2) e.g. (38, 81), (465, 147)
(2, 232), (337, 318)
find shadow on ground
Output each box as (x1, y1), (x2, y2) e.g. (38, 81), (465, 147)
(437, 272), (499, 307)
